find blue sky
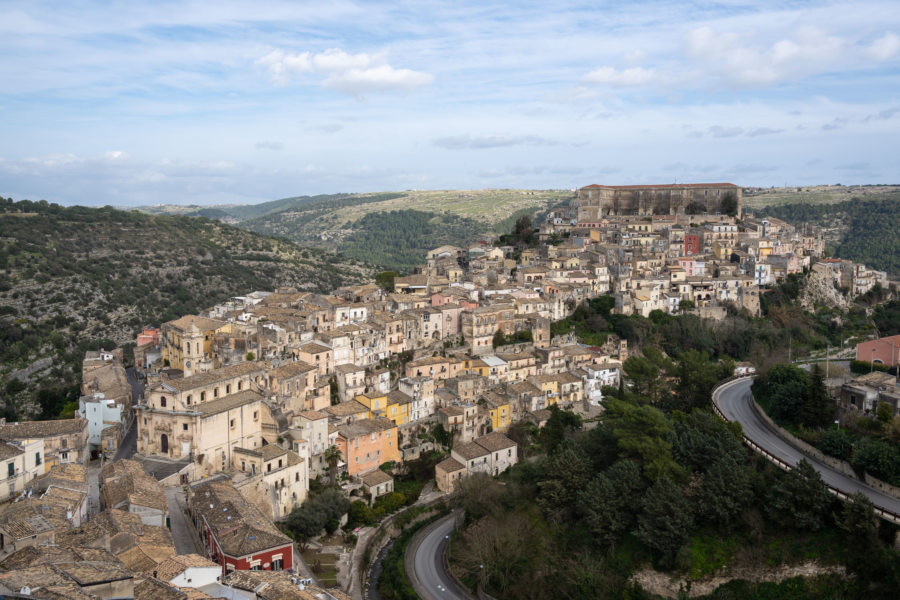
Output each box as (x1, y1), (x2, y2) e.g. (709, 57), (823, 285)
(1, 0), (898, 206)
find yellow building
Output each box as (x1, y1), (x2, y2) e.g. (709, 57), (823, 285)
(384, 390), (413, 426)
(160, 315), (224, 376)
(484, 396), (511, 432)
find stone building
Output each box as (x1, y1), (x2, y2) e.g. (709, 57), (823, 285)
(577, 183), (741, 219)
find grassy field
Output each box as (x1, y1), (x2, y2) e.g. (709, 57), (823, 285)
(332, 189), (570, 226)
(742, 184), (900, 209)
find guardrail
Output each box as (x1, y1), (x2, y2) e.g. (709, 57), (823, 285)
(711, 375), (900, 526)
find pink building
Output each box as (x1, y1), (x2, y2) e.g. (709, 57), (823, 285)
(136, 327), (160, 347)
(857, 335), (900, 367)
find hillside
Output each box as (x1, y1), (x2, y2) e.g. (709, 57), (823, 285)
(759, 198), (900, 275)
(0, 197), (373, 421)
(742, 184), (900, 209)
(141, 189), (572, 271)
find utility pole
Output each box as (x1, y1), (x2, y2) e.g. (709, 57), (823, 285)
(826, 343), (830, 379)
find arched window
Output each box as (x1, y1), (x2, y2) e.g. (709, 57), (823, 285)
(160, 397), (167, 408)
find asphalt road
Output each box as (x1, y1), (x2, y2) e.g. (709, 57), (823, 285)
(715, 377), (900, 517)
(409, 514), (472, 600)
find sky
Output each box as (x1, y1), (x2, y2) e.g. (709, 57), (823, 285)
(0, 1), (899, 207)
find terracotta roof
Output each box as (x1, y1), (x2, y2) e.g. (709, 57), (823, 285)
(162, 362), (265, 393)
(324, 400), (369, 418)
(435, 457), (465, 474)
(475, 432), (516, 453)
(360, 469), (393, 487)
(296, 410), (327, 421)
(0, 418), (86, 439)
(337, 417), (395, 440)
(189, 480), (292, 558)
(134, 577), (188, 600)
(164, 315), (224, 332)
(267, 361), (316, 379)
(196, 390), (266, 417)
(453, 441), (490, 461)
(101, 459), (168, 513)
(154, 554), (219, 582)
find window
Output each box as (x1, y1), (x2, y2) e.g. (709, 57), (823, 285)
(200, 392), (206, 401)
(253, 411), (258, 421)
(61, 452), (69, 461)
(238, 381), (243, 391)
(272, 558), (283, 571)
(230, 419), (235, 428)
(278, 459), (283, 468)
(268, 463), (272, 472)
(35, 453), (41, 466)
(214, 388), (219, 398)
(7, 462), (13, 478)
(295, 473), (300, 482)
(186, 395), (192, 405)
(226, 384), (231, 394)
(183, 424), (188, 431)
(160, 397), (167, 408)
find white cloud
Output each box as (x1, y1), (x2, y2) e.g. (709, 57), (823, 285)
(433, 134), (558, 150)
(256, 47), (433, 96)
(685, 26), (844, 87)
(324, 65), (434, 96)
(582, 66), (655, 86)
(867, 32), (900, 61)
(255, 141), (284, 150)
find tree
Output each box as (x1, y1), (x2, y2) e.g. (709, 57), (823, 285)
(537, 441), (592, 524)
(876, 401), (894, 424)
(577, 460), (644, 550)
(698, 455), (752, 530)
(623, 355), (660, 401)
(673, 349), (719, 412)
(721, 192), (738, 217)
(375, 270), (398, 292)
(492, 329), (506, 348)
(538, 405), (582, 454)
(767, 459), (831, 531)
(284, 488), (351, 539)
(245, 351), (255, 361)
(607, 400), (683, 482)
(323, 445), (343, 487)
(839, 492), (888, 588)
(635, 476), (694, 565)
(801, 364), (833, 427)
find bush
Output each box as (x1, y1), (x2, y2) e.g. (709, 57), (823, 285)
(284, 488), (351, 539)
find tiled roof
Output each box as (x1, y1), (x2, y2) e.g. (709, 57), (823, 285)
(453, 441), (490, 461)
(0, 418), (86, 439)
(196, 390), (266, 417)
(267, 361), (316, 379)
(475, 432), (516, 453)
(189, 480), (292, 558)
(360, 469), (392, 487)
(101, 459), (168, 512)
(153, 554), (219, 582)
(163, 362), (265, 392)
(435, 457), (465, 474)
(337, 417), (395, 440)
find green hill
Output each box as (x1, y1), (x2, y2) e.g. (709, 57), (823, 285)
(760, 198), (900, 275)
(0, 198), (373, 421)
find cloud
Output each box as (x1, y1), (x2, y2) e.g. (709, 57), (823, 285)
(747, 127), (784, 137)
(305, 124), (344, 133)
(867, 32), (900, 61)
(863, 106), (900, 121)
(433, 134), (558, 150)
(255, 140), (284, 150)
(731, 163), (778, 174)
(582, 66), (655, 86)
(685, 26), (843, 87)
(821, 117), (847, 131)
(708, 125), (744, 138)
(256, 47), (433, 96)
(836, 162), (871, 171)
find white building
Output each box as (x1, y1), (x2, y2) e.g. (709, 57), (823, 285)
(78, 393), (124, 451)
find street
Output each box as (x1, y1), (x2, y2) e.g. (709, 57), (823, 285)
(165, 486), (206, 556)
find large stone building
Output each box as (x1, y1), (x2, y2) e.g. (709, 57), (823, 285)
(576, 183), (741, 219)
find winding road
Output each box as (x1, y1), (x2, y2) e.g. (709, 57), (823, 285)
(407, 513), (473, 600)
(715, 377), (900, 520)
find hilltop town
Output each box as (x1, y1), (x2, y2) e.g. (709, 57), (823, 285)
(0, 183), (897, 600)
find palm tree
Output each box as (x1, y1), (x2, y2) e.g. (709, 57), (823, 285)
(323, 445), (343, 487)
